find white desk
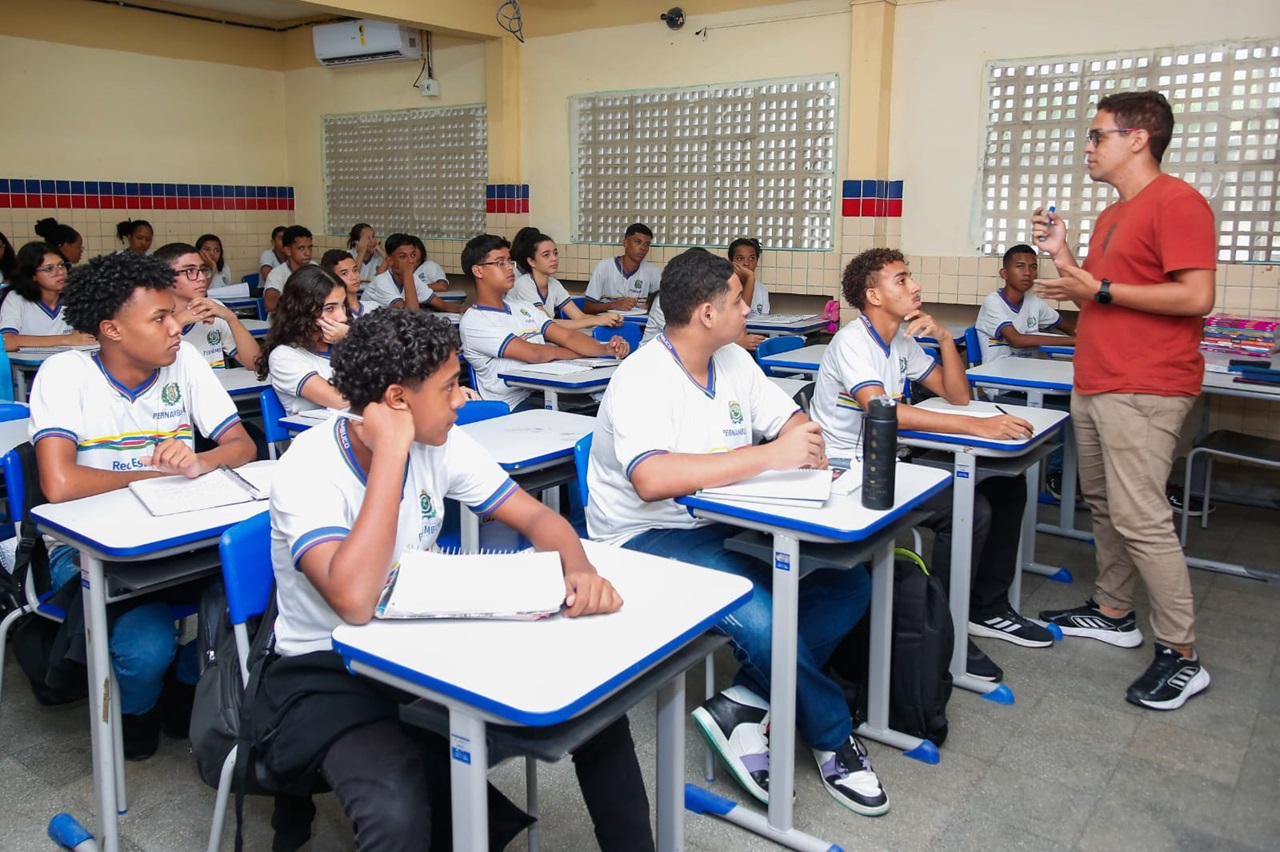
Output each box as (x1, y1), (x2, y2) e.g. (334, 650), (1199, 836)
(676, 464), (950, 851)
(242, 318), (269, 338)
(31, 461), (277, 852)
(215, 367), (271, 399)
(9, 347), (100, 403)
(745, 315), (827, 338)
(497, 365), (616, 411)
(755, 344), (827, 378)
(331, 540), (752, 852)
(435, 289), (468, 304)
(899, 399), (1071, 697)
(766, 377), (811, 400)
(615, 308), (651, 326)
(0, 411), (30, 455)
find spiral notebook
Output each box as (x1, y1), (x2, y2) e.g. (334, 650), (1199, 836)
(127, 466), (270, 516)
(375, 549), (566, 620)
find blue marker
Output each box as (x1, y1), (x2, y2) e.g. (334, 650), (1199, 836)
(1038, 205), (1056, 242)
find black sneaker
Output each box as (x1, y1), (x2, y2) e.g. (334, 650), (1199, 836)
(1167, 485), (1216, 517)
(1045, 469), (1063, 502)
(691, 686), (771, 804)
(122, 707), (161, 761)
(1039, 597), (1143, 648)
(969, 608), (1056, 648)
(1125, 643), (1210, 710)
(966, 640), (1004, 682)
(813, 735), (889, 817)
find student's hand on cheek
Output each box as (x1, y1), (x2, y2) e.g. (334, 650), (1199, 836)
(562, 570), (623, 617)
(141, 438), (203, 478)
(360, 401), (415, 455)
(460, 386), (482, 401)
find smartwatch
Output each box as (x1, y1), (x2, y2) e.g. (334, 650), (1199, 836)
(1096, 278), (1113, 304)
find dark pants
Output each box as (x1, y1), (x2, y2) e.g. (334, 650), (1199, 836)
(917, 475), (1027, 619)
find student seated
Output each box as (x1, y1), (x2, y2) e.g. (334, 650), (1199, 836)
(28, 251), (257, 758)
(115, 219), (154, 255)
(255, 308), (653, 852)
(640, 282), (764, 353)
(511, 228), (623, 331)
(460, 234), (630, 411)
(726, 238), (769, 352)
(195, 233), (233, 291)
(408, 235), (451, 293)
(0, 230), (16, 286)
(811, 248), (1054, 683)
(976, 243), (1077, 363)
(366, 234), (462, 314)
(259, 225), (287, 283)
(347, 222), (388, 286)
(256, 266), (350, 415)
(154, 242), (261, 370)
(582, 223), (661, 315)
(262, 225), (316, 314)
(1, 241), (97, 351)
(587, 247), (889, 817)
(321, 248), (380, 320)
(34, 218), (84, 266)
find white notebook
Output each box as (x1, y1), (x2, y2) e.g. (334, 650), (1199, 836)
(512, 362), (594, 376)
(699, 468), (833, 508)
(375, 549), (566, 620)
(128, 466), (270, 516)
(16, 344), (100, 355)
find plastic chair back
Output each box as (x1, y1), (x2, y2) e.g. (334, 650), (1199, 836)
(592, 323), (641, 351)
(964, 326), (982, 367)
(242, 272), (260, 289)
(217, 512), (274, 628)
(455, 399), (509, 425)
(3, 448), (25, 524)
(574, 432), (593, 507)
(258, 388), (290, 458)
(755, 335), (805, 377)
(560, 296), (586, 319)
(0, 349), (13, 403)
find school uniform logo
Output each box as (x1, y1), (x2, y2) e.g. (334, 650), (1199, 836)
(1027, 317), (1039, 330)
(518, 307), (534, 321)
(207, 329), (223, 346)
(418, 490), (442, 542)
(161, 382), (182, 406)
(419, 491), (437, 519)
(728, 401), (744, 424)
(898, 356), (908, 373)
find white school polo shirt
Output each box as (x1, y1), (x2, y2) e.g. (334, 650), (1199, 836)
(512, 273), (574, 319)
(259, 248), (281, 271)
(749, 281), (771, 316)
(349, 248), (381, 284)
(263, 260), (317, 295)
(811, 314), (938, 457)
(0, 294), (72, 338)
(459, 300), (552, 410)
(347, 300), (381, 321)
(366, 269), (442, 310)
(268, 344), (334, 414)
(414, 259), (449, 291)
(975, 289), (1062, 364)
(29, 343), (241, 471)
(181, 314), (237, 369)
(270, 418), (518, 656)
(209, 265), (234, 291)
(586, 335), (798, 546)
(584, 258), (661, 305)
(640, 291), (666, 346)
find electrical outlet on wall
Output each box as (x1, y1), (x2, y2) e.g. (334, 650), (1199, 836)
(418, 78), (440, 97)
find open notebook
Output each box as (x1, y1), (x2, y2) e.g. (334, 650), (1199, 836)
(375, 549), (566, 620)
(128, 466), (271, 516)
(16, 344), (100, 355)
(698, 468), (835, 508)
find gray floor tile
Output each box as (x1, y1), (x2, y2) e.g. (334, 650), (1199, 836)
(1125, 719), (1247, 787)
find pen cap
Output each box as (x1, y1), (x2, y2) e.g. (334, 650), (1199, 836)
(861, 395), (897, 511)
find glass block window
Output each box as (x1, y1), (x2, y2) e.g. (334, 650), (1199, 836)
(571, 76), (838, 250)
(980, 40), (1280, 263)
(323, 106), (487, 240)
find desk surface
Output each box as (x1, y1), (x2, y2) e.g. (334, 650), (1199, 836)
(767, 376), (811, 398)
(0, 413), (29, 455)
(32, 460), (276, 558)
(331, 539), (752, 726)
(435, 289), (467, 303)
(243, 318), (269, 337)
(899, 398), (1069, 455)
(216, 367), (271, 397)
(10, 346), (99, 367)
(459, 409), (595, 470)
(746, 316), (827, 336)
(756, 344), (828, 372)
(499, 364), (618, 390)
(967, 358), (1074, 391)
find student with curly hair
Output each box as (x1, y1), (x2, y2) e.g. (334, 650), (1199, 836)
(257, 307), (652, 852)
(27, 251), (256, 758)
(115, 219), (153, 255)
(33, 218), (84, 265)
(0, 242), (97, 351)
(256, 265), (349, 414)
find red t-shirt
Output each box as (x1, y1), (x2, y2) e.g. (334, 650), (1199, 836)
(1076, 174), (1216, 396)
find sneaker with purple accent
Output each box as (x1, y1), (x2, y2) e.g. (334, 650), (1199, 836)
(814, 734), (889, 816)
(691, 685), (771, 804)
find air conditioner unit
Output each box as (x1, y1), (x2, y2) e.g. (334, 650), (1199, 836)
(313, 20), (420, 67)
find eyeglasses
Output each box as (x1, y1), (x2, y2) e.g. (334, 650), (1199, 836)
(174, 266), (214, 281)
(476, 258), (516, 269)
(1085, 128), (1138, 145)
(36, 262), (72, 275)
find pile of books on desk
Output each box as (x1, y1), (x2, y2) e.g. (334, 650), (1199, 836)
(1202, 314), (1280, 356)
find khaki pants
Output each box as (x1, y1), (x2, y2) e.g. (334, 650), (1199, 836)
(1071, 392), (1198, 647)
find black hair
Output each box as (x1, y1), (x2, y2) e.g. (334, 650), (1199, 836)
(408, 236), (427, 264)
(255, 266), (346, 380)
(115, 219), (152, 243)
(1002, 244), (1037, 265)
(347, 222), (373, 250)
(0, 231), (17, 281)
(320, 248), (355, 271)
(281, 225), (312, 248)
(511, 228), (553, 275)
(33, 218), (81, 252)
(624, 223), (653, 240)
(659, 248), (734, 328)
(384, 233), (416, 258)
(63, 252), (174, 336)
(9, 242), (67, 303)
(841, 247), (906, 310)
(332, 309), (461, 410)
(1096, 91), (1175, 163)
(195, 234), (225, 272)
(460, 234), (510, 281)
(153, 242), (200, 267)
(727, 238), (761, 260)
(271, 226), (287, 241)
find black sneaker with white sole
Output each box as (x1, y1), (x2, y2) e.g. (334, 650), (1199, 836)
(1039, 597), (1143, 648)
(814, 735), (889, 817)
(966, 640), (1004, 682)
(1126, 643), (1210, 710)
(969, 608), (1056, 648)
(691, 686), (771, 804)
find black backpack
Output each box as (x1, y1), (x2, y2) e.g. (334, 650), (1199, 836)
(828, 548), (954, 747)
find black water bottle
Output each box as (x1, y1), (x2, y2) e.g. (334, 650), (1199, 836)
(861, 395), (898, 510)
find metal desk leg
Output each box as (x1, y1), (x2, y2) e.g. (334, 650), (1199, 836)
(82, 554), (120, 850)
(543, 391), (560, 411)
(13, 366), (29, 405)
(655, 669), (686, 851)
(449, 710), (489, 852)
(1018, 458), (1073, 589)
(949, 453), (1015, 702)
(1038, 408), (1092, 543)
(766, 532), (800, 834)
(461, 510), (480, 553)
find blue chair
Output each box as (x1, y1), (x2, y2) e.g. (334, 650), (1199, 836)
(0, 349), (13, 404)
(755, 334), (805, 377)
(455, 399), (509, 426)
(592, 322), (641, 352)
(964, 325), (982, 367)
(559, 296), (586, 319)
(258, 388), (290, 459)
(241, 272), (260, 290)
(573, 432), (592, 511)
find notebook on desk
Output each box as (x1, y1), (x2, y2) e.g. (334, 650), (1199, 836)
(375, 549), (565, 620)
(699, 468), (834, 508)
(16, 344), (100, 355)
(127, 466), (271, 516)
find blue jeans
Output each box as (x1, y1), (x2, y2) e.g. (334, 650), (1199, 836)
(50, 545), (179, 715)
(623, 523), (868, 752)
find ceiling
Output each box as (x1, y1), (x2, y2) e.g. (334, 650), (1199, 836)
(132, 0), (330, 23)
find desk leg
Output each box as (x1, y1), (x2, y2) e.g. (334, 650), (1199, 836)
(1018, 458), (1072, 589)
(543, 391), (560, 411)
(461, 510), (480, 553)
(82, 554), (120, 851)
(448, 710), (489, 852)
(13, 366), (29, 405)
(766, 532), (799, 834)
(1038, 411), (1092, 543)
(655, 669), (685, 851)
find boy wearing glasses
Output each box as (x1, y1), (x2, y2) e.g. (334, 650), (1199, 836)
(1034, 91), (1216, 711)
(459, 234), (629, 411)
(154, 242), (261, 370)
(811, 248), (1050, 684)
